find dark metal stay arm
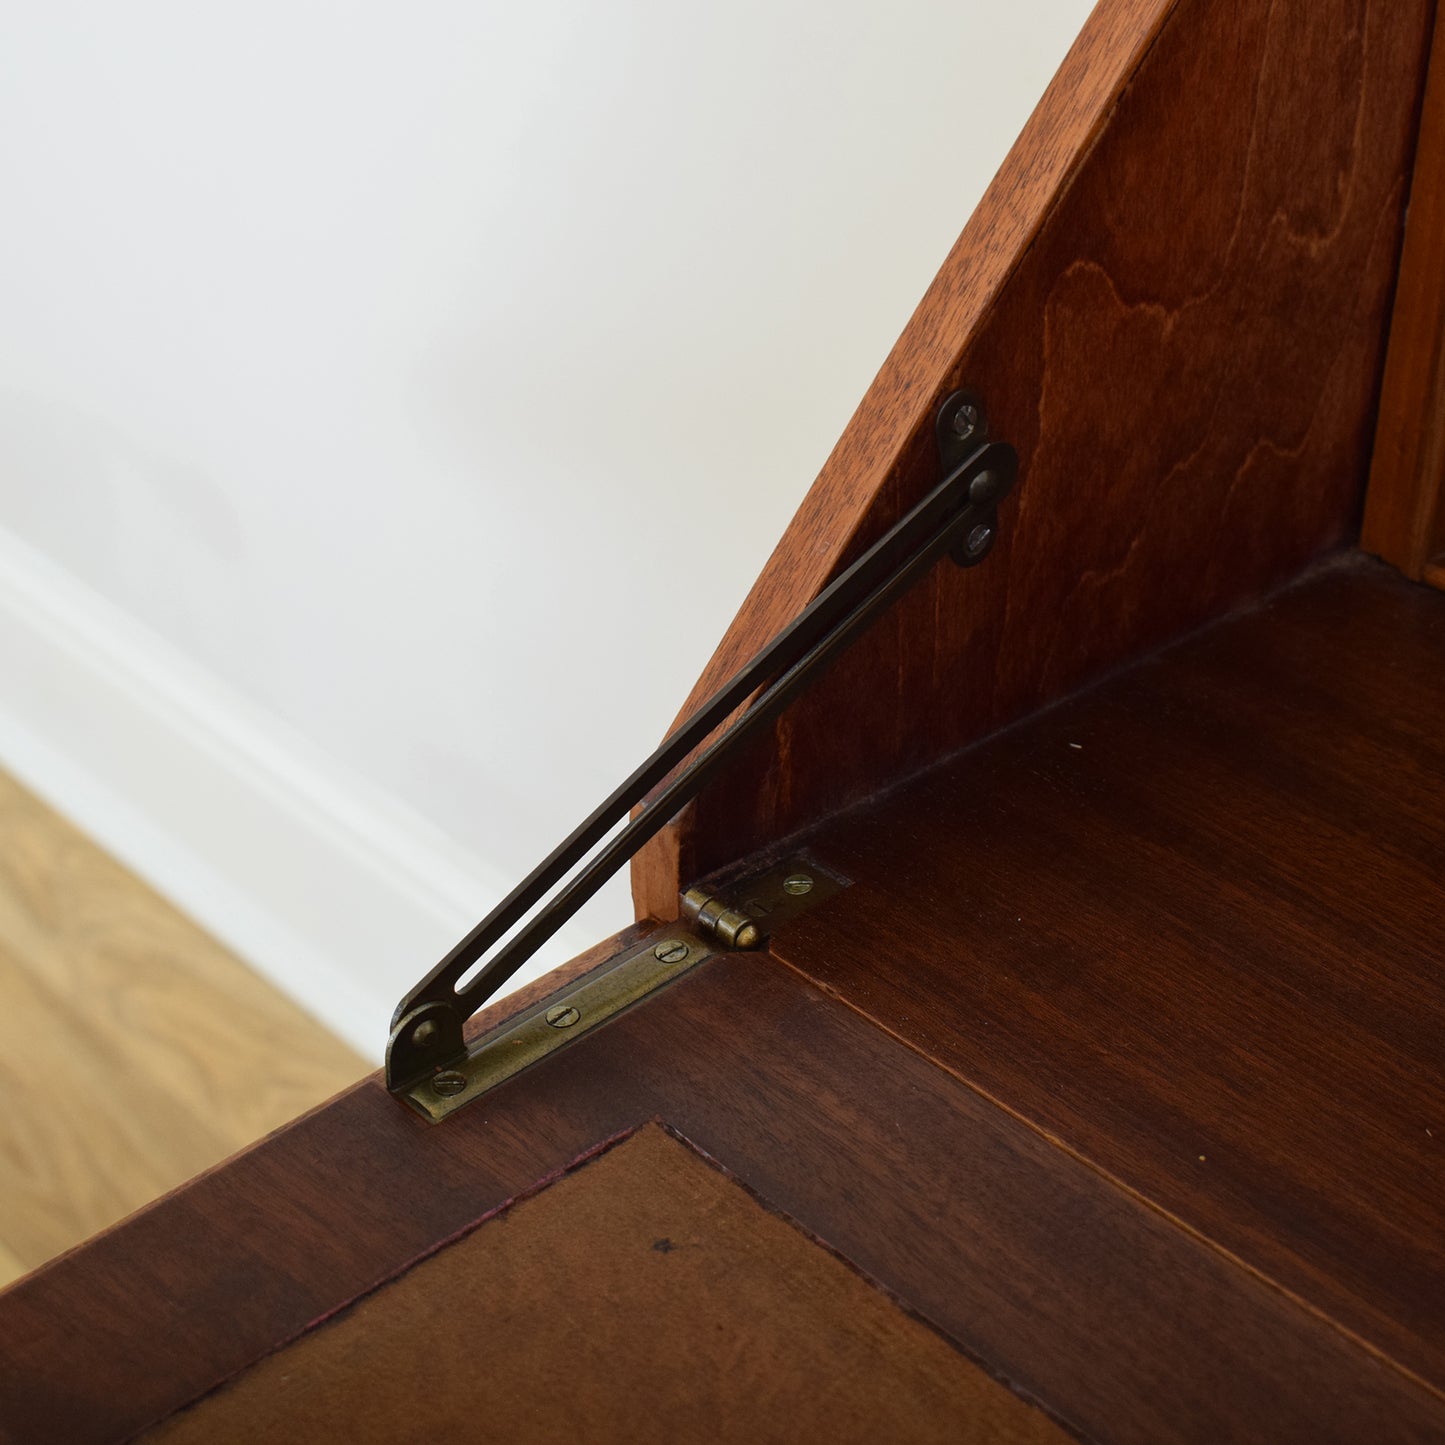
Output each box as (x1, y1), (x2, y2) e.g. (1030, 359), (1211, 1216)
(386, 391), (1019, 1092)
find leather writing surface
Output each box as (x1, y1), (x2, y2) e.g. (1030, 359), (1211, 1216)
(143, 1125), (1067, 1445)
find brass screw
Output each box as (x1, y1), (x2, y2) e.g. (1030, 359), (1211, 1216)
(545, 1004), (581, 1029)
(432, 1071), (467, 1097)
(782, 874), (813, 896)
(411, 1020), (439, 1049)
(653, 940), (690, 964)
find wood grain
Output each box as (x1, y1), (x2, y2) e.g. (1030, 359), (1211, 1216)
(1363, 9), (1445, 581)
(4, 949), (1442, 1443)
(634, 0), (1435, 918)
(145, 1125), (1071, 1445)
(0, 771), (365, 1281)
(768, 557), (1445, 1396)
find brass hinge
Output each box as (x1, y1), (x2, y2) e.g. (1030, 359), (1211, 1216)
(680, 856), (847, 950)
(394, 855), (846, 1123)
(395, 927), (718, 1123)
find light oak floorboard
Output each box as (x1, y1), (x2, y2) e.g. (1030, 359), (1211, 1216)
(0, 1238), (25, 1294)
(0, 770), (366, 1281)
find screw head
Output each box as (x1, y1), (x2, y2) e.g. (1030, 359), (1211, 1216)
(782, 874), (813, 896)
(411, 1019), (439, 1049)
(432, 1070), (467, 1097)
(545, 1004), (581, 1029)
(965, 524), (994, 557)
(952, 402), (981, 441)
(653, 940), (690, 964)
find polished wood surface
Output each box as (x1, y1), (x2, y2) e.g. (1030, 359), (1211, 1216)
(145, 1125), (1071, 1445)
(0, 772), (364, 1289)
(634, 0), (1435, 918)
(1364, 9), (1445, 584)
(768, 557), (1445, 1395)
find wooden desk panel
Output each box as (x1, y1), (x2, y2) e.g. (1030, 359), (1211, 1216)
(636, 0), (1435, 913)
(770, 557), (1445, 1396)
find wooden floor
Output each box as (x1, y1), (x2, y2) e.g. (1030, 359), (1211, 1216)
(0, 771), (365, 1288)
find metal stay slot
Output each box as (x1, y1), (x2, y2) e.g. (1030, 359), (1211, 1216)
(386, 391), (1019, 1098)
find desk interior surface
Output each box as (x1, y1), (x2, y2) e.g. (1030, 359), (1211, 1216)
(773, 553), (1445, 1396)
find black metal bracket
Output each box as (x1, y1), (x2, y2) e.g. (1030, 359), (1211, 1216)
(385, 390), (1019, 1094)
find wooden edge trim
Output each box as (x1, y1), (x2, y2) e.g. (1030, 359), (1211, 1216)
(1362, 5), (1445, 577)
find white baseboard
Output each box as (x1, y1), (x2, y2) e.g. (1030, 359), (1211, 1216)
(0, 527), (601, 1062)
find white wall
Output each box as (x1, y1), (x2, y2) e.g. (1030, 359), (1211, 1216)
(0, 1), (1093, 1059)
